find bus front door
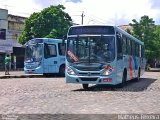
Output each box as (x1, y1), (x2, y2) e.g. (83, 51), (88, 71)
(43, 43), (59, 74)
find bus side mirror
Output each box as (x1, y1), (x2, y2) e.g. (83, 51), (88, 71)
(62, 35), (67, 46)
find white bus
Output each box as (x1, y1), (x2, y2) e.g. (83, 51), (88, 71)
(65, 25), (146, 89)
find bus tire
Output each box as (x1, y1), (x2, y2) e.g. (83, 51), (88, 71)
(59, 64), (65, 77)
(135, 68), (141, 82)
(117, 69), (127, 88)
(43, 73), (49, 77)
(82, 84), (89, 90)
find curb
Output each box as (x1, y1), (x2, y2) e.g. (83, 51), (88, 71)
(0, 74), (43, 79)
(146, 68), (160, 72)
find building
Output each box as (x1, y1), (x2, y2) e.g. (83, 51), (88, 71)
(8, 14), (26, 69)
(0, 8), (26, 70)
(118, 25), (133, 32)
(0, 8), (8, 69)
(7, 14), (26, 41)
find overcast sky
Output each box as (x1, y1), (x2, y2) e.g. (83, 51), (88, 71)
(0, 0), (160, 25)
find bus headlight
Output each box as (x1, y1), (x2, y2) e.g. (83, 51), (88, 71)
(66, 66), (76, 75)
(102, 64), (114, 76)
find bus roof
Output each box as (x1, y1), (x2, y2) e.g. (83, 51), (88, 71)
(114, 26), (144, 45)
(34, 38), (62, 42)
(25, 38), (62, 45)
(68, 25), (144, 45)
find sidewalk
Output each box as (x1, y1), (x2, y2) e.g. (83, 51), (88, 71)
(0, 70), (43, 79)
(147, 68), (160, 72)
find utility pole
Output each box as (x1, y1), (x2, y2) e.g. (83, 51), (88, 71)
(81, 11), (85, 25)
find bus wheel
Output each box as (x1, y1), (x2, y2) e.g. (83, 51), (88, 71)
(82, 84), (89, 90)
(59, 65), (65, 77)
(43, 73), (48, 77)
(135, 68), (141, 82)
(117, 70), (127, 88)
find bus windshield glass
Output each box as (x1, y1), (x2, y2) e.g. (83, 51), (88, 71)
(25, 43), (43, 63)
(67, 36), (115, 64)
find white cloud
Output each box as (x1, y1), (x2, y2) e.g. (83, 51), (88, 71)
(0, 0), (42, 17)
(0, 0), (160, 25)
(64, 0), (160, 25)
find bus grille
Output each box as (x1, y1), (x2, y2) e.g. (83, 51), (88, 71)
(26, 65), (35, 69)
(80, 77), (98, 81)
(77, 67), (102, 71)
(79, 72), (100, 76)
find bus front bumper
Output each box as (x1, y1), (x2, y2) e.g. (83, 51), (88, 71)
(24, 66), (43, 74)
(66, 73), (118, 85)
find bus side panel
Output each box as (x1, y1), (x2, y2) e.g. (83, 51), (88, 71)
(116, 58), (124, 84)
(127, 56), (137, 80)
(127, 55), (144, 80)
(140, 57), (146, 76)
(133, 56), (139, 78)
(57, 56), (65, 73)
(123, 55), (130, 81)
(116, 55), (138, 83)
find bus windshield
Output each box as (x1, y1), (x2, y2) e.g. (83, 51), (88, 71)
(25, 43), (43, 63)
(67, 36), (115, 64)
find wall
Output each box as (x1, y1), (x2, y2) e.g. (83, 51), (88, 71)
(0, 9), (26, 70)
(7, 14), (26, 41)
(0, 8), (8, 40)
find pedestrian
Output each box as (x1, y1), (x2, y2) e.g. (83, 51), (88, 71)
(5, 54), (11, 75)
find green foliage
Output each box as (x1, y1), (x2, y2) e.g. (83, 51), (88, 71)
(18, 5), (72, 44)
(129, 15), (160, 60)
(154, 25), (160, 60)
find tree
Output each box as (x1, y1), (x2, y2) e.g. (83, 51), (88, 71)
(19, 5), (72, 44)
(129, 15), (159, 60)
(154, 25), (160, 60)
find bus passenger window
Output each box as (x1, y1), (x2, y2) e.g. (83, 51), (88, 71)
(135, 43), (139, 57)
(122, 36), (127, 54)
(116, 32), (123, 59)
(58, 43), (66, 56)
(127, 39), (131, 55)
(132, 41), (135, 56)
(141, 46), (144, 57)
(44, 44), (57, 58)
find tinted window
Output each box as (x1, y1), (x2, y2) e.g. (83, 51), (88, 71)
(141, 45), (144, 58)
(127, 39), (131, 55)
(122, 36), (127, 54)
(0, 29), (6, 40)
(132, 41), (135, 56)
(116, 32), (123, 59)
(135, 43), (139, 57)
(44, 44), (57, 58)
(58, 43), (66, 56)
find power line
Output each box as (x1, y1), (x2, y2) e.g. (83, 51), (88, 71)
(87, 14), (114, 25)
(85, 15), (106, 24)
